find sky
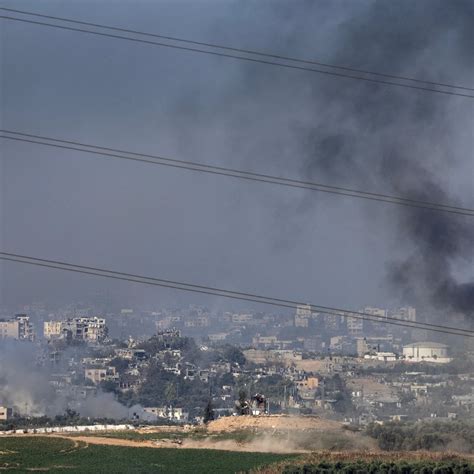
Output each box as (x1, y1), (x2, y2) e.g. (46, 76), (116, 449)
(0, 0), (472, 317)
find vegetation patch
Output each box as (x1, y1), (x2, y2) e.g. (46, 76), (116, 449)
(256, 452), (474, 474)
(0, 436), (294, 473)
(280, 460), (474, 473)
(366, 420), (474, 452)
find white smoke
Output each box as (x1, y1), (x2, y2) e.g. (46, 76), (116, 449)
(0, 341), (135, 419)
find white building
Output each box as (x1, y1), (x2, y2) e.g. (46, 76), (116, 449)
(142, 406), (188, 422)
(364, 352), (397, 362)
(16, 314), (34, 340)
(403, 342), (451, 363)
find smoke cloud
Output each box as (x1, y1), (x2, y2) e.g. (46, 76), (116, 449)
(289, 0), (474, 316)
(0, 341), (133, 419)
(1, 0), (472, 318)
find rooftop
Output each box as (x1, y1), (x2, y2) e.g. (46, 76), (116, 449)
(404, 342), (448, 349)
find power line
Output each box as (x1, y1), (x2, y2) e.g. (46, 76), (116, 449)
(0, 251), (473, 338)
(2, 6), (472, 93)
(1, 14), (473, 100)
(2, 130), (473, 217)
(2, 252), (472, 337)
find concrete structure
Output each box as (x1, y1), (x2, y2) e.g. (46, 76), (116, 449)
(0, 319), (19, 339)
(0, 315), (33, 341)
(303, 336), (323, 352)
(403, 342), (451, 363)
(364, 307), (388, 331)
(208, 333), (228, 342)
(363, 351), (397, 362)
(330, 335), (354, 352)
(231, 313), (253, 324)
(0, 424), (134, 435)
(393, 306), (416, 322)
(44, 317), (107, 342)
(346, 314), (363, 337)
(252, 335), (278, 348)
(15, 314), (34, 340)
(0, 407), (13, 421)
(44, 320), (62, 339)
(296, 376), (319, 390)
(295, 304), (312, 328)
(82, 317), (107, 342)
(357, 336), (394, 357)
(184, 315), (209, 328)
(321, 313), (341, 331)
(85, 367), (118, 385)
(142, 406), (189, 422)
(114, 349), (147, 360)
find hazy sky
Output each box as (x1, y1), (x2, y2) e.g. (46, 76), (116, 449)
(1, 0), (472, 314)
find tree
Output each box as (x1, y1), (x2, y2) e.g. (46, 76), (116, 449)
(219, 372), (235, 387)
(100, 380), (119, 394)
(223, 346), (246, 366)
(164, 382), (177, 403)
(253, 374), (292, 399)
(235, 389), (249, 415)
(109, 357), (129, 372)
(203, 400), (214, 424)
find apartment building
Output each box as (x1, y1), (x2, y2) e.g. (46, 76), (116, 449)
(44, 317), (107, 342)
(0, 315), (34, 341)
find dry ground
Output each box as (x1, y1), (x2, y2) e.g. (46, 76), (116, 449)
(0, 415), (367, 454)
(67, 415), (374, 453)
(205, 414), (342, 432)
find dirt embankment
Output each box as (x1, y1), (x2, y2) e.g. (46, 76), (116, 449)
(206, 415), (342, 433)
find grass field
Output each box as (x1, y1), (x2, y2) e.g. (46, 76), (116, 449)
(0, 436), (295, 473)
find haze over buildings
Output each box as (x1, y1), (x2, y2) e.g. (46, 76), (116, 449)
(0, 1), (473, 457)
(1, 0), (472, 321)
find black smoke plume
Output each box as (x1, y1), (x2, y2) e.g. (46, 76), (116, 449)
(294, 0), (474, 316)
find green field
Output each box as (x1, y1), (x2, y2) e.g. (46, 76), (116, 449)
(0, 436), (294, 473)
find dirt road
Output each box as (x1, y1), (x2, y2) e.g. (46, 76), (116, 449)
(55, 435), (306, 454)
